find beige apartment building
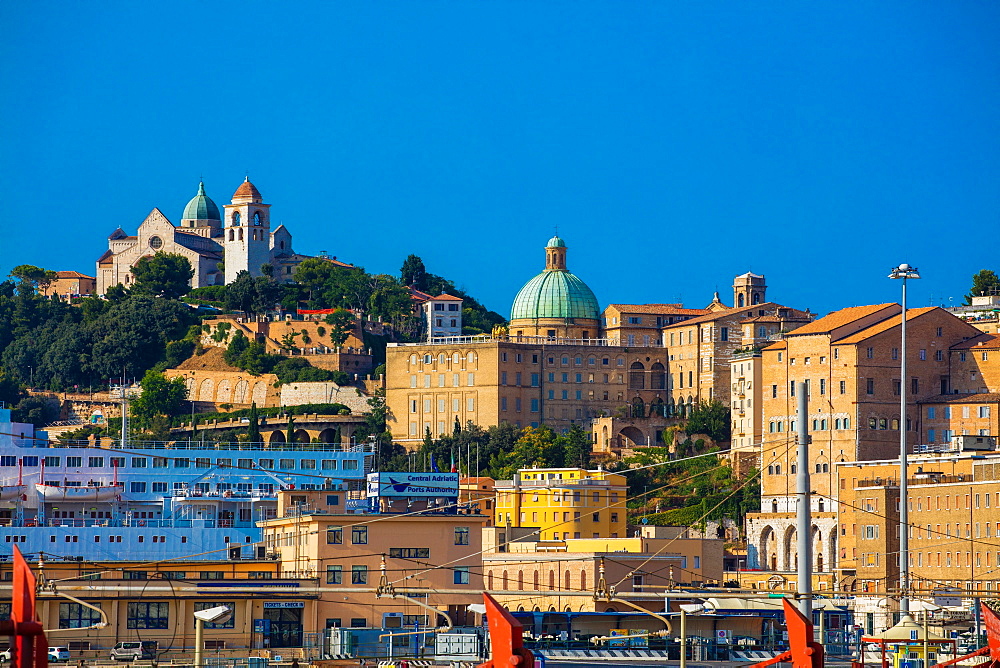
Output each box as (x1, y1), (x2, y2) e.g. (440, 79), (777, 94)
(662, 302), (813, 412)
(483, 525), (724, 613)
(745, 304), (983, 575)
(835, 444), (1000, 631)
(259, 489), (488, 629)
(602, 303), (709, 348)
(384, 340), (671, 446)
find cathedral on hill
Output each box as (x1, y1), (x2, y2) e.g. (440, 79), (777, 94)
(95, 178), (313, 294)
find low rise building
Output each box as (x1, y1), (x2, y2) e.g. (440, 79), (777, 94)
(482, 525), (724, 613)
(259, 484), (488, 630)
(494, 467), (628, 541)
(39, 271), (97, 299)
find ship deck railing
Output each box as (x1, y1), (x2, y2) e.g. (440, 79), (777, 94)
(18, 439), (377, 452)
(8, 518), (263, 529)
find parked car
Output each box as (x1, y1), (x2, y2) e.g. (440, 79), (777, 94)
(0, 648), (69, 663)
(110, 641), (158, 661)
(49, 647), (71, 663)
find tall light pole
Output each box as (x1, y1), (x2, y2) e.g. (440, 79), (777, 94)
(889, 263), (920, 615)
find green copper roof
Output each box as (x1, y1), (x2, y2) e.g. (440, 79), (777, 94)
(546, 235), (566, 248)
(182, 181), (221, 222)
(510, 270), (600, 321)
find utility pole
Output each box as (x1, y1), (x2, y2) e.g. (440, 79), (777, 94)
(796, 381), (812, 620)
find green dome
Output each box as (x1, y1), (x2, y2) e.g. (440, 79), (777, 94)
(511, 270), (600, 321)
(182, 182), (221, 222)
(546, 235), (566, 248)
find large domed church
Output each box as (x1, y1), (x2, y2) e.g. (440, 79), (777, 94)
(95, 178), (309, 295)
(508, 236), (602, 340)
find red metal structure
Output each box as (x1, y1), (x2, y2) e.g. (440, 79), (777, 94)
(477, 592), (535, 668)
(1, 546), (48, 668)
(748, 599), (824, 668)
(932, 602), (1000, 668)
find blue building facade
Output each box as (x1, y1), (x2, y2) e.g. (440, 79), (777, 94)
(0, 406), (374, 562)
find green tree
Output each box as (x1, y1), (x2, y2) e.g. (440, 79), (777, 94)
(279, 332), (300, 353)
(563, 423), (592, 468)
(400, 254), (428, 290)
(225, 271), (281, 317)
(130, 252), (194, 299)
(164, 340), (195, 368)
(246, 402), (261, 443)
(8, 265), (57, 295)
(686, 400), (731, 443)
(323, 308), (355, 346)
(11, 396), (58, 427)
(0, 370), (24, 408)
(224, 331), (250, 366)
(966, 269), (1000, 305)
(130, 369), (188, 431)
(286, 415), (296, 444)
(225, 271), (258, 316)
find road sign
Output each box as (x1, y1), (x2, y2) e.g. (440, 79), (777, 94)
(934, 589), (963, 607)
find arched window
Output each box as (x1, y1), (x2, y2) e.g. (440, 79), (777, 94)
(629, 361), (645, 389)
(580, 570), (587, 590)
(238, 228), (244, 241)
(488, 572), (494, 589)
(752, 292), (761, 305)
(517, 570), (524, 590)
(565, 570), (571, 590)
(549, 571), (555, 590)
(533, 571), (539, 588)
(279, 240), (285, 249)
(738, 293), (745, 307)
(650, 362), (665, 389)
(631, 397), (645, 418)
(228, 229), (234, 241)
(232, 211), (241, 226)
(253, 211), (262, 226)
(502, 571), (508, 589)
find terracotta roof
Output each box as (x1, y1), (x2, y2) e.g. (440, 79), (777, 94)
(605, 303), (702, 315)
(785, 303), (897, 337)
(319, 256), (355, 269)
(661, 302), (786, 328)
(764, 340), (787, 351)
(740, 315), (782, 323)
(232, 177), (262, 201)
(433, 293), (464, 301)
(919, 392), (1000, 404)
(951, 332), (1000, 350)
(836, 307), (941, 344)
(55, 271), (95, 279)
(96, 249), (114, 264)
(408, 287), (434, 303)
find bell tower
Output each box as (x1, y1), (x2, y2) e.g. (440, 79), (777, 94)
(223, 178), (272, 284)
(733, 272), (767, 308)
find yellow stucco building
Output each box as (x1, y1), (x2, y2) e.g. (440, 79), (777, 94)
(494, 467), (628, 540)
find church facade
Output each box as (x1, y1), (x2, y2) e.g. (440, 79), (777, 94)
(96, 178), (305, 294)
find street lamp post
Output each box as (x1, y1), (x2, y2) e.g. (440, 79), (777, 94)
(889, 263), (920, 615)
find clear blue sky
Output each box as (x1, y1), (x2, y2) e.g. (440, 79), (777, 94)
(1, 1), (997, 317)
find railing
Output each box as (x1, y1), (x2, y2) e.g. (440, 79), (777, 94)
(36, 440), (376, 452)
(397, 335), (638, 347)
(171, 489), (277, 500)
(36, 518), (261, 529)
